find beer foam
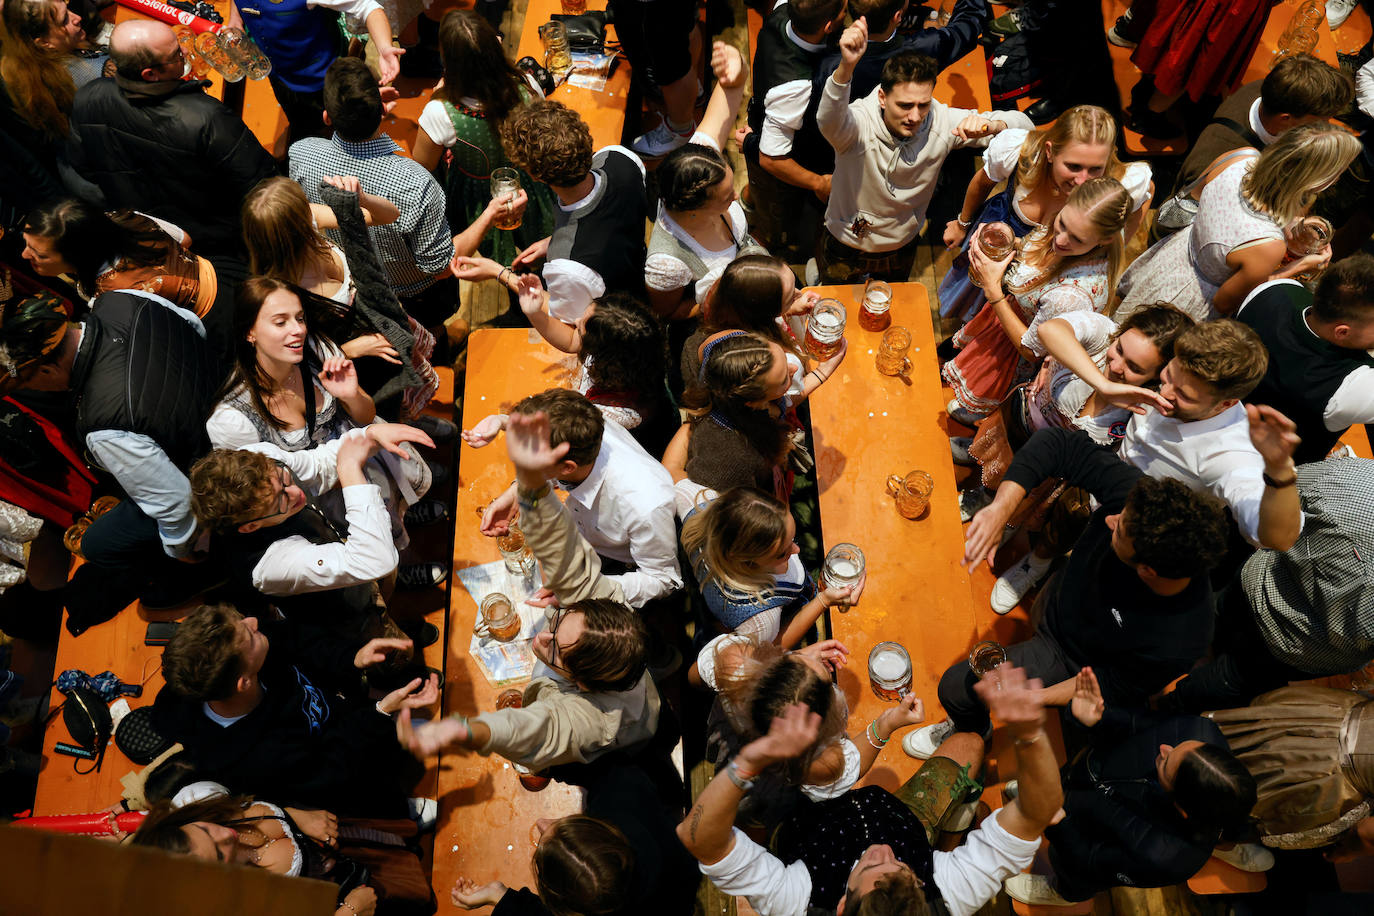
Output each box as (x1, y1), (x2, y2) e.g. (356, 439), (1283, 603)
(870, 649), (907, 679)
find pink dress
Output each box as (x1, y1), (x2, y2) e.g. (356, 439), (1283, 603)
(942, 251), (1113, 416)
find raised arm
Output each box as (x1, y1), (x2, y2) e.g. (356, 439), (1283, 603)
(816, 17), (867, 155)
(696, 42), (749, 153)
(1036, 317), (1170, 414)
(975, 664), (1063, 841)
(1247, 404), (1302, 551)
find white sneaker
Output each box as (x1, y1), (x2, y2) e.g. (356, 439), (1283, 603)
(1003, 874), (1075, 906)
(1211, 842), (1275, 872)
(902, 718), (955, 759)
(630, 121), (693, 158)
(407, 796), (438, 832)
(991, 552), (1053, 615)
(1327, 0), (1359, 28)
(959, 487), (992, 523)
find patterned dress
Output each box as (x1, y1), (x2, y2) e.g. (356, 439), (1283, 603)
(418, 90), (555, 266)
(1116, 156), (1281, 323)
(943, 245), (1113, 416)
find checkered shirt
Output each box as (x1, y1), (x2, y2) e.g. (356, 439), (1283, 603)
(1242, 456), (1374, 675)
(288, 133), (453, 297)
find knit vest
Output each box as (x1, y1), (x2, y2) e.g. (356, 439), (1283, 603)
(746, 6), (835, 174)
(548, 149), (648, 298)
(72, 291), (214, 470)
(238, 0), (341, 93)
(1239, 282), (1374, 464)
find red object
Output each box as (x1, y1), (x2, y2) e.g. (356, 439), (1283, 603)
(0, 397), (97, 528)
(1131, 0), (1269, 102)
(11, 811), (147, 835)
(114, 0), (221, 34)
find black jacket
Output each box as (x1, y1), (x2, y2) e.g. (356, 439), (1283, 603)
(66, 76), (277, 257)
(1047, 710), (1226, 899)
(150, 619), (418, 817)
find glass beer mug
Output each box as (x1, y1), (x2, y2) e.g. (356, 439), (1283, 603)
(875, 326), (912, 377)
(474, 593), (521, 642)
(886, 470), (934, 519)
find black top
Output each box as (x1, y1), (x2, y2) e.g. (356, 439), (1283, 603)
(67, 77), (278, 257)
(1004, 429), (1216, 707)
(70, 291), (215, 470)
(151, 618), (417, 817)
(548, 148), (649, 299)
(815, 0), (990, 101)
(746, 4), (835, 174)
(1048, 710), (1227, 894)
(1238, 281), (1374, 464)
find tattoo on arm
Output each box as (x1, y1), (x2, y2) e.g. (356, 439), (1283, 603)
(688, 805), (704, 844)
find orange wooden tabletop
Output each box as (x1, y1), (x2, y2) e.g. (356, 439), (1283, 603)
(805, 283), (980, 792)
(430, 329), (582, 906)
(935, 43), (990, 112)
(515, 0), (631, 150)
(1242, 0), (1342, 83)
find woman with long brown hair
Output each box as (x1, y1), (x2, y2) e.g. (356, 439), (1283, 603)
(0, 0), (105, 143)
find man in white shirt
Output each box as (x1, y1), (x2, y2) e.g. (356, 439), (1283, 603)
(456, 102), (649, 324)
(815, 17), (1031, 283)
(677, 664), (1058, 916)
(1119, 320), (1303, 551)
(481, 389), (682, 608)
(189, 423), (440, 629)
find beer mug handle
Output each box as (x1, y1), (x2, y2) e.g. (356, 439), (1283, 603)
(472, 620), (491, 638)
(885, 474), (904, 497)
(899, 357), (912, 377)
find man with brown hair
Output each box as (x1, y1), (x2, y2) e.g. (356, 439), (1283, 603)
(1173, 53), (1353, 193)
(1119, 319), (1303, 551)
(152, 602), (436, 816)
(478, 388), (681, 609)
(455, 100), (648, 325)
(189, 423), (443, 629)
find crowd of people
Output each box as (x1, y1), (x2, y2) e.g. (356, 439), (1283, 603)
(2, 0), (1374, 912)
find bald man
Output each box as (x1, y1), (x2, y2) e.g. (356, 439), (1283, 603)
(66, 20), (277, 261)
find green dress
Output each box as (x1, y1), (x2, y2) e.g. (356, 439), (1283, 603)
(438, 94), (555, 266)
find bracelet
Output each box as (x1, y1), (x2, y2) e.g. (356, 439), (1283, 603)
(375, 700), (393, 717)
(1012, 730), (1046, 748)
(956, 216), (973, 228)
(1262, 471), (1297, 489)
(339, 902), (359, 916)
(986, 295), (1006, 306)
(809, 369), (829, 382)
(865, 721), (889, 749)
(726, 759), (757, 791)
(498, 267), (512, 286)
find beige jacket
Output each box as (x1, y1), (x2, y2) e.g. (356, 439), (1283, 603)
(474, 481), (659, 770)
(817, 74), (1033, 252)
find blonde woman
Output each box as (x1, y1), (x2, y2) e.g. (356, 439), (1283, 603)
(939, 106), (1152, 324)
(679, 487), (859, 646)
(943, 177), (1131, 426)
(1116, 123), (1361, 322)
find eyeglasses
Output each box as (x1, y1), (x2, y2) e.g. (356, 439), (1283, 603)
(239, 460), (299, 526)
(544, 606), (573, 675)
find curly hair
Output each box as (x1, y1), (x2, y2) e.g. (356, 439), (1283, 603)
(533, 816), (634, 916)
(1121, 476), (1229, 580)
(1171, 319), (1268, 402)
(579, 294), (668, 398)
(501, 100), (593, 188)
(682, 332), (791, 464)
(844, 870), (932, 916)
(161, 603), (247, 701)
(189, 448), (277, 532)
(559, 598), (648, 692)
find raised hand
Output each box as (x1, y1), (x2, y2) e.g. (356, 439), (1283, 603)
(796, 638), (850, 673)
(838, 15), (868, 67)
(366, 423), (437, 458)
(711, 40), (747, 89)
(317, 356), (360, 400)
(1246, 403), (1301, 472)
(1069, 666), (1104, 727)
(742, 702), (823, 768)
(974, 663), (1047, 738)
(378, 673), (441, 716)
(505, 410), (571, 477)
(516, 272), (547, 317)
(395, 707), (469, 759)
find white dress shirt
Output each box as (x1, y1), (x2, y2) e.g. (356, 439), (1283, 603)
(561, 419), (681, 607)
(239, 431), (399, 595)
(699, 807), (1040, 916)
(1119, 402), (1299, 547)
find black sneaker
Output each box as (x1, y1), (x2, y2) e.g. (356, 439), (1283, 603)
(950, 436), (977, 467)
(397, 563), (448, 592)
(404, 498), (450, 528)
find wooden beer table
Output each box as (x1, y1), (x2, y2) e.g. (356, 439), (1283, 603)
(431, 329), (582, 903)
(806, 282), (980, 791)
(515, 0), (632, 150)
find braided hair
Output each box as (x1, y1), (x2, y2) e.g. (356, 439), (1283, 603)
(658, 143), (729, 213)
